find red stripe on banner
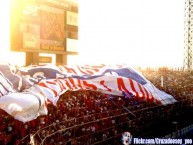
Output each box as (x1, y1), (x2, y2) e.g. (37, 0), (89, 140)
(100, 80), (112, 92)
(129, 79), (139, 97)
(143, 87), (154, 103)
(156, 99), (162, 105)
(117, 78), (129, 92)
(143, 87), (150, 100)
(82, 81), (97, 90)
(137, 83), (145, 100)
(63, 66), (77, 74)
(84, 69), (94, 75)
(45, 81), (56, 85)
(88, 64), (105, 68)
(57, 79), (66, 90)
(77, 66), (88, 75)
(77, 79), (83, 89)
(84, 65), (100, 72)
(38, 82), (57, 96)
(89, 68), (100, 72)
(65, 80), (73, 90)
(38, 82), (47, 88)
(69, 78), (78, 89)
(53, 80), (62, 90)
(147, 92), (154, 102)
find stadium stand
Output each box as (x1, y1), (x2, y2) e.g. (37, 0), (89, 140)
(0, 68), (192, 145)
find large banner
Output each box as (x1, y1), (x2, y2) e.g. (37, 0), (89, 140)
(0, 64), (176, 122)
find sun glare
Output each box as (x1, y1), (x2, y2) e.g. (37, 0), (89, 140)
(0, 0), (185, 68)
(0, 1), (10, 63)
(0, 0), (26, 66)
(78, 0), (184, 68)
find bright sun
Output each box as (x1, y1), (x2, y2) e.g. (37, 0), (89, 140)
(0, 0), (25, 66)
(0, 0), (10, 63)
(0, 0), (184, 68)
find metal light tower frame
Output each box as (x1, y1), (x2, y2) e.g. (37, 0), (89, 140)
(184, 0), (193, 70)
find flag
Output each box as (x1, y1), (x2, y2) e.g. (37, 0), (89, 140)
(0, 64), (176, 122)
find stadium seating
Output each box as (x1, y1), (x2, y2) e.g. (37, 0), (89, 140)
(0, 68), (192, 145)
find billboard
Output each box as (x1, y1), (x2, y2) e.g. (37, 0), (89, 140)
(40, 5), (65, 51)
(10, 0), (78, 55)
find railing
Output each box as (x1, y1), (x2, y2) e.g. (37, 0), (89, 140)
(15, 96), (193, 145)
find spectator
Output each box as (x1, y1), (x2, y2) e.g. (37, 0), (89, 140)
(0, 68), (192, 144)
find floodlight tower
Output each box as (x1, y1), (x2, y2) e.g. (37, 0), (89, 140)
(184, 0), (193, 70)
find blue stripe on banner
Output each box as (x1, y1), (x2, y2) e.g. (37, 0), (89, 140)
(102, 68), (147, 85)
(0, 82), (10, 93)
(122, 91), (135, 99)
(18, 68), (66, 79)
(69, 68), (148, 86)
(0, 72), (13, 88)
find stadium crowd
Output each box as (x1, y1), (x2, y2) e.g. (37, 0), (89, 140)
(0, 68), (192, 145)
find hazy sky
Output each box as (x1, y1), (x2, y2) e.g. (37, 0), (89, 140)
(74, 0), (184, 68)
(0, 0), (185, 67)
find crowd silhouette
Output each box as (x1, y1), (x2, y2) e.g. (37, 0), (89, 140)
(0, 68), (192, 145)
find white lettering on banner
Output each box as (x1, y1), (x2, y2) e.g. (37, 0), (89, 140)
(35, 76), (161, 105)
(60, 65), (109, 76)
(0, 64), (177, 122)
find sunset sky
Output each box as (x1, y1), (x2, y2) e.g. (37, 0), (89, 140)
(0, 0), (185, 68)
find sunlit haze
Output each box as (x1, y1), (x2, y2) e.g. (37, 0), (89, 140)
(0, 0), (26, 66)
(0, 0), (184, 68)
(76, 0), (184, 68)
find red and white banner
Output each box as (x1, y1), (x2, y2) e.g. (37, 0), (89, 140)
(0, 64), (176, 122)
